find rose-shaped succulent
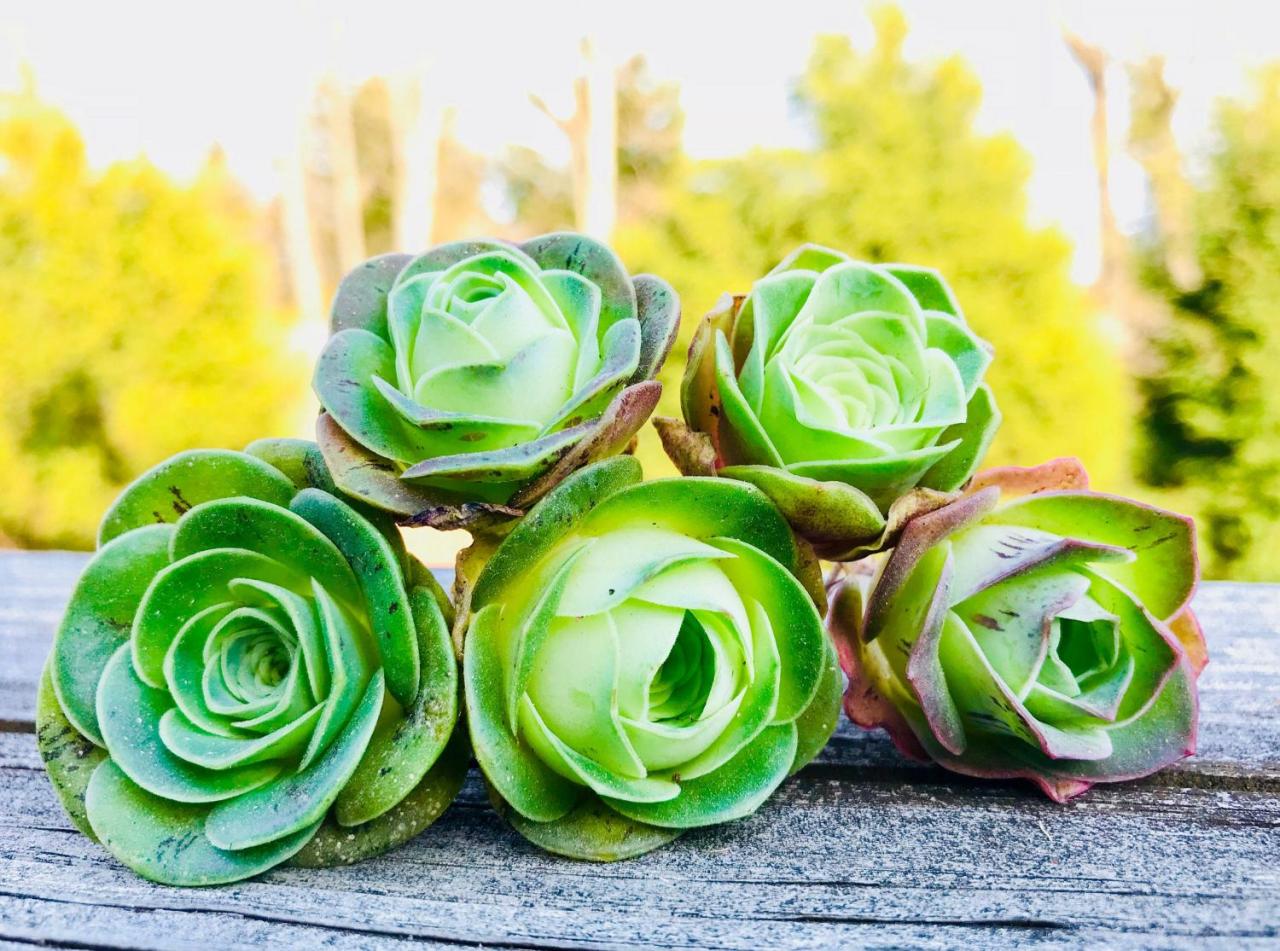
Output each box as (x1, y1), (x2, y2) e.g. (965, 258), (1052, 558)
(460, 457), (842, 860)
(657, 244), (999, 560)
(36, 441), (465, 885)
(314, 233), (679, 530)
(828, 458), (1207, 801)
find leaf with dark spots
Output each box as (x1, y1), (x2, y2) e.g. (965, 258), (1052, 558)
(403, 501), (523, 532)
(168, 486), (193, 516)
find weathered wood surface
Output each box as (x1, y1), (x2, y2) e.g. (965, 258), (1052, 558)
(1, 550), (1277, 949)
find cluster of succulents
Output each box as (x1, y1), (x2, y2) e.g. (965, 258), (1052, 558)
(39, 233), (1204, 885)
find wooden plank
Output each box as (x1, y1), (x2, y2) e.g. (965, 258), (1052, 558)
(0, 551), (85, 731)
(2, 551), (1278, 948)
(2, 729), (1278, 948)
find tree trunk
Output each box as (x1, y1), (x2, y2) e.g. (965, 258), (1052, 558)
(323, 77), (367, 273)
(389, 72), (443, 252)
(1127, 57), (1201, 291)
(581, 40), (618, 239)
(532, 38), (618, 240)
(278, 129), (326, 324)
(1064, 30), (1164, 368)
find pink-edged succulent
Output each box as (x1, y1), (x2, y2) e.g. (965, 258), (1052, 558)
(828, 458), (1207, 801)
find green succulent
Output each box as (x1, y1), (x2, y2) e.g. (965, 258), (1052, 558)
(460, 456), (842, 860)
(314, 233), (679, 530)
(828, 459), (1206, 801)
(36, 441), (464, 886)
(657, 244), (1000, 560)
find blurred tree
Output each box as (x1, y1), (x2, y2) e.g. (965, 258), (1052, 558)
(617, 7), (1132, 485)
(1135, 66), (1280, 579)
(499, 53), (684, 236)
(352, 77), (401, 255)
(0, 83), (305, 548)
(1065, 32), (1166, 372)
(351, 78), (493, 252)
(1127, 57), (1200, 292)
(529, 39), (618, 238)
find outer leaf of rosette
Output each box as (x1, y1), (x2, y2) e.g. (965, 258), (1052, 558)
(245, 437), (339, 495)
(290, 487), (420, 709)
(470, 456), (643, 611)
(247, 433), (415, 579)
(606, 723), (798, 829)
(400, 419), (595, 485)
(679, 294), (739, 443)
(767, 243), (851, 276)
(882, 263), (964, 318)
(717, 464), (886, 561)
(314, 412), (497, 523)
(292, 727), (470, 868)
(789, 636), (843, 775)
(51, 522), (173, 745)
(85, 760), (320, 887)
(986, 491), (1198, 621)
(333, 570), (459, 827)
(98, 449), (297, 546)
(631, 273), (681, 384)
(652, 416), (718, 477)
(785, 441), (959, 513)
(507, 380), (662, 511)
(494, 786), (681, 862)
(520, 231), (638, 334)
(36, 660), (107, 840)
(577, 475), (805, 584)
(918, 383), (1002, 493)
(331, 252), (412, 338)
(465, 602), (582, 823)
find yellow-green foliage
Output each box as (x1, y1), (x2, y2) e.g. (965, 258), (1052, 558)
(1138, 66), (1280, 579)
(0, 86), (305, 549)
(619, 8), (1131, 487)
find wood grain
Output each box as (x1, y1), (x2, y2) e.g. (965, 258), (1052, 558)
(1, 550), (1277, 949)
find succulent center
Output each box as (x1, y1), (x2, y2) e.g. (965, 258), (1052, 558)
(220, 626), (294, 702)
(448, 272), (504, 311)
(647, 611), (716, 724)
(1055, 616), (1117, 682)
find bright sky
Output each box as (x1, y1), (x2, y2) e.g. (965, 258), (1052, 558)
(2, 0), (1277, 283)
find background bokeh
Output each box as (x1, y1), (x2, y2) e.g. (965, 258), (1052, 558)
(2, 0), (1277, 578)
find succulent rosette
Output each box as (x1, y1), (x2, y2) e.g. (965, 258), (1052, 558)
(828, 459), (1207, 801)
(657, 244), (1000, 560)
(460, 456), (842, 860)
(314, 233), (679, 530)
(36, 441), (465, 886)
